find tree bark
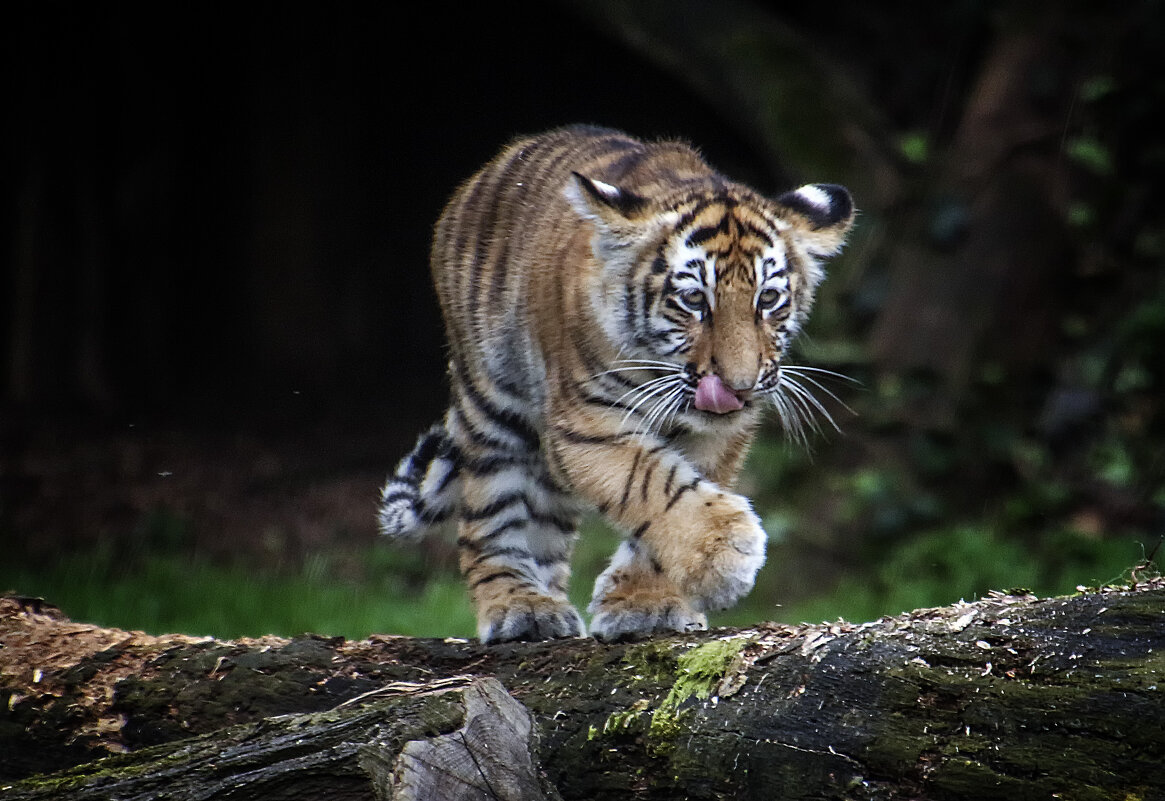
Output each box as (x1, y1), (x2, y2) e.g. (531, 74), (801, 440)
(2, 582), (1163, 800)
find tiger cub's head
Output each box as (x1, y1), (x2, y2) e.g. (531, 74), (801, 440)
(568, 171), (854, 423)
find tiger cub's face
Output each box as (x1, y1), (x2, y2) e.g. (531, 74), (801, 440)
(569, 173), (853, 422)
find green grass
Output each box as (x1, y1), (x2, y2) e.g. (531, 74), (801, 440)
(732, 525), (1149, 627)
(1, 522), (1149, 640)
(0, 545), (476, 639)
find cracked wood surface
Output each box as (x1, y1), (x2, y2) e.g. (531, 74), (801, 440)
(2, 582), (1163, 799)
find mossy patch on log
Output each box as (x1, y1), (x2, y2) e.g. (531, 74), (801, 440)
(582, 634), (753, 756)
(648, 636), (750, 747)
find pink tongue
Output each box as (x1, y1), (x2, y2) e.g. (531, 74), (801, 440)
(694, 374), (744, 414)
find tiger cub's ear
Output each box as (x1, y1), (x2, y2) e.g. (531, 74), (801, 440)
(566, 172), (649, 226)
(776, 183), (855, 257)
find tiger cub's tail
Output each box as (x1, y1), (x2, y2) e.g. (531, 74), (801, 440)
(378, 422), (461, 540)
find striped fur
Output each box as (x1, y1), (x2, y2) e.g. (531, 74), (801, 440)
(380, 126), (854, 643)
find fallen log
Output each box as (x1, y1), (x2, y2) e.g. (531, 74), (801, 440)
(1, 581), (1162, 800)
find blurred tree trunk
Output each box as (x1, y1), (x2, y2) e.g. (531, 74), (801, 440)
(3, 584), (1163, 800)
(869, 22), (1075, 425)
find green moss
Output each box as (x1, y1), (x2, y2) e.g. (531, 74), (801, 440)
(648, 637), (749, 752)
(620, 640), (681, 683)
(584, 637), (752, 758)
(601, 698), (652, 736)
(669, 638), (747, 704)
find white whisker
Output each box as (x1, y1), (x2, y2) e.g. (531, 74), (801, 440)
(612, 373), (680, 408)
(591, 357), (690, 436)
(758, 362), (856, 445)
(618, 375), (684, 433)
(639, 383), (687, 438)
(662, 391), (690, 433)
(780, 366), (858, 415)
(768, 388), (810, 449)
(779, 365), (862, 383)
(780, 375), (835, 433)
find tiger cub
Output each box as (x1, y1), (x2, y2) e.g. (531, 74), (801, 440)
(379, 125), (853, 643)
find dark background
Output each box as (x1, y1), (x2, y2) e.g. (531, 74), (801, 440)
(5, 3), (779, 422)
(4, 2), (1162, 609)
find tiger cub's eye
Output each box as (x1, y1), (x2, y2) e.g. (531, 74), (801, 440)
(678, 288), (707, 312)
(758, 288), (784, 311)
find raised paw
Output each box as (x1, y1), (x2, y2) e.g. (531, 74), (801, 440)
(477, 594), (586, 644)
(653, 489), (767, 613)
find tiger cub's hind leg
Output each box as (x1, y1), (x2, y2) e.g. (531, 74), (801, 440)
(457, 462), (586, 643)
(588, 540), (707, 642)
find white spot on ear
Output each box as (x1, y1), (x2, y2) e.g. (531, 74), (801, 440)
(590, 178), (622, 202)
(794, 184), (833, 213)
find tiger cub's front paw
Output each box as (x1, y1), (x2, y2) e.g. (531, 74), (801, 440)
(661, 490), (767, 613)
(477, 594), (586, 644)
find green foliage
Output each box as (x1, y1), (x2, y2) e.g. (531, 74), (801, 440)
(1078, 74), (1116, 103)
(898, 131), (930, 165)
(1065, 137), (1115, 176)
